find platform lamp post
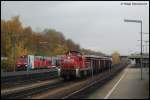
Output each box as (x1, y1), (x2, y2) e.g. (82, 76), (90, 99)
(143, 33), (149, 71)
(136, 44), (148, 71)
(144, 41), (149, 71)
(142, 41), (149, 70)
(124, 19), (143, 80)
(137, 40), (145, 53)
(137, 40), (149, 54)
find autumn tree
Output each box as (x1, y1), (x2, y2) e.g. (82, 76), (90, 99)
(1, 16), (106, 71)
(1, 16), (27, 71)
(112, 51), (121, 65)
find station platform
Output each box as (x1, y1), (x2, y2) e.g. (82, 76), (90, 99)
(87, 65), (149, 99)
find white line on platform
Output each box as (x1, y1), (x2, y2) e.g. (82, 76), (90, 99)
(104, 69), (127, 99)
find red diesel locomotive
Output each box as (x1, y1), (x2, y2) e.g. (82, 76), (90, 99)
(16, 55), (52, 71)
(16, 55), (62, 71)
(58, 51), (112, 80)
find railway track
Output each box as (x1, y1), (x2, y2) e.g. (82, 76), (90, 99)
(1, 68), (58, 89)
(32, 63), (126, 99)
(1, 79), (63, 99)
(1, 63), (127, 99)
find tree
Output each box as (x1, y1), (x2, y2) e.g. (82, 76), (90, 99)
(112, 51), (121, 65)
(53, 44), (69, 55)
(1, 20), (12, 57)
(16, 42), (28, 57)
(1, 16), (25, 71)
(1, 16), (105, 71)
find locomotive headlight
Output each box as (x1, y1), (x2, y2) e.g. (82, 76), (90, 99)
(76, 68), (80, 77)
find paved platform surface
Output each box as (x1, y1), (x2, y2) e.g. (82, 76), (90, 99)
(87, 65), (149, 99)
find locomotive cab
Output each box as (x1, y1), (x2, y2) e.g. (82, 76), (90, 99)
(58, 50), (86, 79)
(16, 55), (28, 71)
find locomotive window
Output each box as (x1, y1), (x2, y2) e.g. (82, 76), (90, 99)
(40, 58), (42, 61)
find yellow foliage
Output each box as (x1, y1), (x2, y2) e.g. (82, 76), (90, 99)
(16, 42), (28, 57)
(7, 16), (23, 35)
(5, 41), (29, 71)
(1, 16), (83, 71)
(112, 51), (121, 64)
(53, 44), (69, 55)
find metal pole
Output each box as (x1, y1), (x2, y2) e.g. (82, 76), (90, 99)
(140, 21), (143, 80)
(14, 38), (16, 72)
(124, 19), (143, 80)
(145, 41), (148, 71)
(92, 61), (93, 80)
(90, 58), (93, 81)
(145, 41), (147, 70)
(12, 35), (16, 72)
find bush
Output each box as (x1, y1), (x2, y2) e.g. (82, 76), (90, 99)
(1, 60), (8, 72)
(1, 60), (14, 72)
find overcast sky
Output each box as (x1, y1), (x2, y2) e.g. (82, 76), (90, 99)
(1, 1), (149, 55)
